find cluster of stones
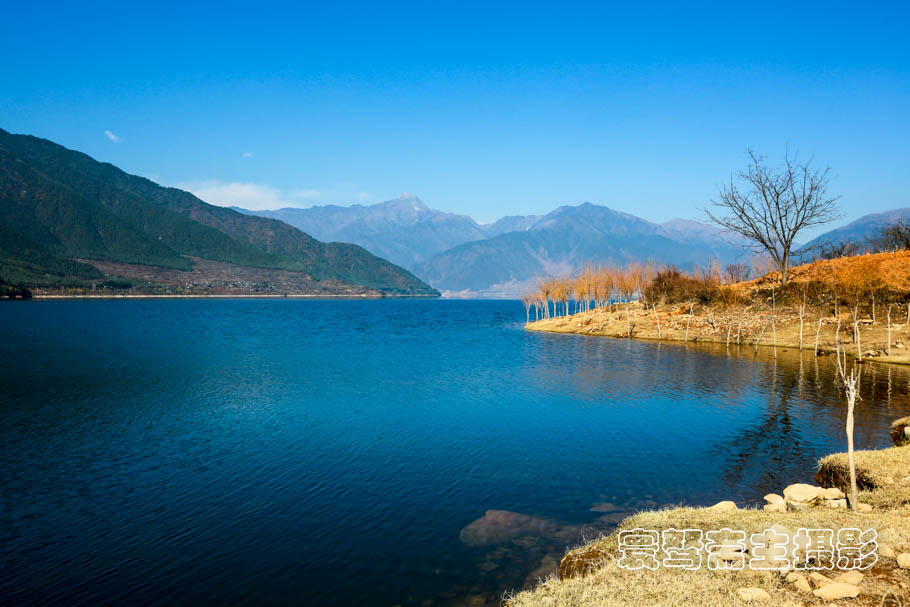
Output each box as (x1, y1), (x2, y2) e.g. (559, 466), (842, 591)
(761, 483), (871, 513)
(736, 569), (868, 602)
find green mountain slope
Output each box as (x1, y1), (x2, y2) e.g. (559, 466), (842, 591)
(0, 128), (437, 295)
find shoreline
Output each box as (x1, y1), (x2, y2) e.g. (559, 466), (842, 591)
(508, 416), (910, 606)
(26, 293), (440, 300)
(525, 301), (910, 366)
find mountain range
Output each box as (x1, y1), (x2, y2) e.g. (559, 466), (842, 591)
(243, 198), (750, 297)
(800, 208), (910, 254)
(4, 127), (905, 300)
(241, 196), (910, 297)
(0, 129), (436, 296)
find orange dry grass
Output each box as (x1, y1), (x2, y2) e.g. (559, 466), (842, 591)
(745, 250), (910, 293)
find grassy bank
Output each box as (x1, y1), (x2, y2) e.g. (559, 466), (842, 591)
(507, 444), (910, 607)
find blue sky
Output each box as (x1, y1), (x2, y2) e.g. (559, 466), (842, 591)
(2, 1), (908, 234)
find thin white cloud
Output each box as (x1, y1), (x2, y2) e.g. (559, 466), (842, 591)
(176, 180), (293, 211)
(241, 152), (253, 158)
(104, 130), (122, 143)
(175, 180), (371, 210)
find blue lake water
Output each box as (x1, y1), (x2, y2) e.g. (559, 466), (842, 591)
(1, 299), (908, 606)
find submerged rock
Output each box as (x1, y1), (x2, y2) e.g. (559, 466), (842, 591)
(459, 510), (581, 547)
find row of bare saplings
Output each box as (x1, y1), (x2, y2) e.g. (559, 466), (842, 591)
(521, 256), (910, 358)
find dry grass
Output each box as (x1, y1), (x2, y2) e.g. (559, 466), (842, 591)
(748, 250), (910, 293)
(817, 445), (910, 509)
(508, 442), (910, 607)
(506, 506), (910, 607)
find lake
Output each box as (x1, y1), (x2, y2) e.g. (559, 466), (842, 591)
(1, 299), (908, 606)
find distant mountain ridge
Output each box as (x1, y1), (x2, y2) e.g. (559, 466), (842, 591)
(0, 128), (436, 295)
(242, 194), (489, 269)
(414, 203), (749, 296)
(801, 208), (910, 254)
(240, 197), (751, 297)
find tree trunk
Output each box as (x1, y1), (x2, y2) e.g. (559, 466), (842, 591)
(814, 312), (823, 356)
(771, 288), (777, 353)
(845, 377), (858, 511)
(684, 302), (693, 342)
(852, 306), (862, 360)
(780, 251), (790, 286)
(652, 305), (662, 340)
(626, 302), (632, 337)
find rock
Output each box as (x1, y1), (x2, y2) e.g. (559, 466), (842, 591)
(879, 543), (896, 558)
(825, 498), (847, 509)
(898, 553), (910, 569)
(857, 503), (872, 512)
(763, 493), (784, 505)
(835, 570), (864, 585)
(820, 487), (845, 500)
(812, 582), (860, 600)
(785, 572), (805, 584)
(589, 501), (622, 513)
(783, 483), (821, 503)
(891, 417), (910, 447)
(763, 503), (786, 513)
(793, 578), (812, 593)
(736, 588), (771, 601)
(558, 546), (608, 580)
(460, 510), (576, 547)
(809, 572), (834, 587)
(708, 500), (738, 512)
(786, 499), (810, 512)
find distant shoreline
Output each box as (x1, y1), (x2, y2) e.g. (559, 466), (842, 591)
(29, 293), (438, 300)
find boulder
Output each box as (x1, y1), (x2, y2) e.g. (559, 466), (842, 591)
(825, 498), (847, 509)
(763, 503), (786, 513)
(736, 588), (771, 602)
(879, 543), (896, 559)
(783, 483), (822, 503)
(793, 578), (812, 593)
(812, 582), (860, 600)
(898, 553), (910, 569)
(763, 493), (784, 505)
(708, 500), (738, 512)
(835, 570), (864, 585)
(857, 503), (873, 512)
(820, 487), (845, 500)
(809, 572), (833, 588)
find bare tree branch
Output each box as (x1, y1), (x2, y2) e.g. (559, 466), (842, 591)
(705, 149), (841, 284)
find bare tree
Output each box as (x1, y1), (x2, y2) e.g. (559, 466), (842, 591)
(834, 333), (861, 511)
(706, 149), (840, 284)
